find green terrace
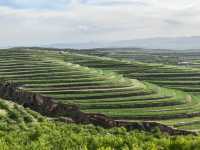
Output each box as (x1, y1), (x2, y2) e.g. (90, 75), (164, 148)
(50, 50), (200, 93)
(0, 49), (200, 131)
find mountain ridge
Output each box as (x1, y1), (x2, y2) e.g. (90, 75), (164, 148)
(48, 36), (200, 50)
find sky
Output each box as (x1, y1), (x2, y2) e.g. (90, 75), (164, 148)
(0, 0), (200, 47)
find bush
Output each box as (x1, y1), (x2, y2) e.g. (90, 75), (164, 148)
(0, 121), (199, 150)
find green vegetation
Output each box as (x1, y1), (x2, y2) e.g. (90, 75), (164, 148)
(0, 49), (200, 130)
(0, 49), (200, 131)
(1, 120), (200, 150)
(0, 96), (198, 150)
(1, 48), (200, 149)
(0, 98), (43, 131)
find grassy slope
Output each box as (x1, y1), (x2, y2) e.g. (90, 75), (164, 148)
(40, 50), (200, 131)
(1, 49), (200, 131)
(0, 97), (43, 130)
(1, 49), (200, 149)
(1, 120), (200, 150)
(0, 95), (197, 150)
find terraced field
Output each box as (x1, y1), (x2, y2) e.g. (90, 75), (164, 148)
(1, 48), (200, 131)
(59, 51), (200, 93)
(75, 48), (200, 67)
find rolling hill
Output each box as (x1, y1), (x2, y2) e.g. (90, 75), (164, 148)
(0, 48), (199, 131)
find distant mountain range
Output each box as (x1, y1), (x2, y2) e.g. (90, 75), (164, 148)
(48, 36), (200, 50)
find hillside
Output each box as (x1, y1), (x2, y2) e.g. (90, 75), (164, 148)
(0, 48), (199, 132)
(1, 48), (200, 149)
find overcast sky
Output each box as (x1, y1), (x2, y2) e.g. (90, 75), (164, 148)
(0, 0), (199, 47)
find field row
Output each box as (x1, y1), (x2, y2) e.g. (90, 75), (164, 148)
(0, 49), (200, 131)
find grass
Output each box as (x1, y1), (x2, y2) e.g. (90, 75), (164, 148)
(1, 48), (200, 131)
(0, 98), (43, 130)
(1, 120), (200, 150)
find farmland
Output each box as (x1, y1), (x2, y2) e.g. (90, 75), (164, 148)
(1, 48), (200, 149)
(0, 48), (199, 130)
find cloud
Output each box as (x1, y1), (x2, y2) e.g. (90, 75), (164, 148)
(0, 0), (72, 9)
(81, 0), (148, 6)
(0, 0), (200, 47)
